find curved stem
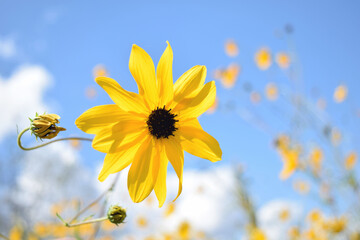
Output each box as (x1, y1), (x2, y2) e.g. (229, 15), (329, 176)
(17, 128), (92, 151)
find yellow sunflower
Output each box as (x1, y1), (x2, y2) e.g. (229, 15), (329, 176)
(76, 42), (222, 207)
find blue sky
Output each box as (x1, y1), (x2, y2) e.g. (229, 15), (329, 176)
(1, 0), (360, 211)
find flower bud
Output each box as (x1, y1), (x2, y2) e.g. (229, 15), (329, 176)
(107, 205), (126, 225)
(30, 113), (66, 140)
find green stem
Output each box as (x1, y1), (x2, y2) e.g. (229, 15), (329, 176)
(57, 213), (108, 227)
(17, 127), (92, 151)
(0, 233), (9, 240)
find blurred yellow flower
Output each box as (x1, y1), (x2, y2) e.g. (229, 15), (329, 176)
(279, 149), (299, 180)
(276, 52), (290, 69)
(309, 147), (323, 173)
(225, 39), (239, 57)
(316, 98), (327, 110)
(93, 64), (108, 78)
(279, 208), (290, 221)
(164, 202), (176, 217)
(293, 180), (310, 194)
(333, 85), (348, 103)
(323, 216), (347, 234)
(70, 139), (81, 149)
(250, 91), (261, 104)
(265, 82), (278, 101)
(345, 152), (357, 170)
(255, 47), (272, 70)
(288, 226), (300, 239)
(76, 42), (222, 207)
(331, 128), (342, 146)
(86, 85), (98, 99)
(274, 134), (290, 152)
(178, 221), (191, 240)
(249, 228), (267, 240)
(214, 63), (241, 88)
(136, 216), (148, 228)
(9, 225), (23, 240)
(307, 209), (322, 224)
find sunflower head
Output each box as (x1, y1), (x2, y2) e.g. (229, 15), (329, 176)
(76, 42), (222, 207)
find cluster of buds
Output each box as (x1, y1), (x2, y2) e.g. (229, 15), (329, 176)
(107, 205), (127, 225)
(30, 113), (66, 140)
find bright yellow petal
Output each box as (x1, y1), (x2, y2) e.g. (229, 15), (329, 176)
(96, 77), (149, 114)
(128, 137), (160, 203)
(129, 44), (158, 108)
(176, 81), (216, 120)
(179, 120), (222, 162)
(164, 136), (183, 201)
(75, 105), (129, 134)
(98, 140), (143, 181)
(154, 142), (169, 207)
(173, 65), (206, 102)
(157, 41), (174, 106)
(92, 120), (147, 153)
(279, 150), (298, 180)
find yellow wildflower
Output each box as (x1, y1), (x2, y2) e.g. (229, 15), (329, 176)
(214, 63), (241, 88)
(316, 98), (326, 110)
(86, 85), (98, 99)
(255, 48), (272, 70)
(288, 226), (300, 239)
(309, 147), (323, 173)
(8, 225), (23, 240)
(293, 180), (310, 194)
(93, 64), (108, 78)
(333, 85), (347, 103)
(265, 82), (278, 101)
(274, 134), (290, 151)
(225, 39), (239, 57)
(249, 228), (267, 240)
(279, 208), (290, 221)
(250, 91), (261, 104)
(76, 42), (222, 207)
(276, 52), (290, 69)
(164, 202), (176, 217)
(279, 149), (299, 180)
(136, 216), (148, 228)
(307, 209), (322, 224)
(323, 216), (347, 234)
(345, 152), (357, 170)
(331, 128), (342, 146)
(178, 221), (191, 240)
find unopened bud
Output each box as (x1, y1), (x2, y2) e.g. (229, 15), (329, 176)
(107, 205), (126, 225)
(30, 113), (66, 140)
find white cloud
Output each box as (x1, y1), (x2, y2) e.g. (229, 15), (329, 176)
(9, 142), (96, 225)
(257, 200), (303, 240)
(0, 65), (51, 141)
(0, 37), (16, 59)
(95, 166), (241, 239)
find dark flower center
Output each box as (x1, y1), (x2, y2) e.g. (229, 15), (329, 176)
(147, 106), (178, 139)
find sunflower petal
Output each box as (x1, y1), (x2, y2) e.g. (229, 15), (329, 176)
(128, 137), (160, 203)
(173, 65), (206, 102)
(98, 140), (143, 181)
(157, 41), (174, 106)
(154, 142), (169, 207)
(129, 44), (158, 108)
(177, 81), (216, 120)
(164, 136), (183, 201)
(75, 105), (130, 134)
(92, 121), (147, 153)
(96, 77), (148, 114)
(179, 121), (222, 162)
